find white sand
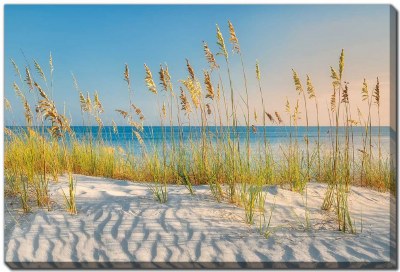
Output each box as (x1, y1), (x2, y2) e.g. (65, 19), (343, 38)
(4, 175), (395, 268)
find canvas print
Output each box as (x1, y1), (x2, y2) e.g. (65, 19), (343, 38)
(3, 4), (397, 269)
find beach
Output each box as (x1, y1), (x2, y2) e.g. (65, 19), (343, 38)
(4, 174), (394, 268)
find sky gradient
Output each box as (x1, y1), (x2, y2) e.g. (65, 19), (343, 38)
(4, 5), (391, 126)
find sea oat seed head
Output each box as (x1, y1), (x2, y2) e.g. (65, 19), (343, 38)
(144, 64), (157, 94)
(179, 87), (192, 115)
(256, 60), (261, 81)
(330, 67), (340, 88)
(206, 103), (212, 115)
(341, 83), (349, 104)
(204, 70), (214, 100)
(228, 20), (240, 53)
(203, 41), (219, 70)
(25, 67), (34, 91)
(216, 25), (228, 59)
(292, 69), (303, 94)
(306, 75), (315, 99)
(116, 109), (129, 119)
(124, 64), (130, 86)
(361, 78), (369, 101)
(34, 60), (47, 83)
(49, 52), (54, 74)
(185, 59), (195, 81)
(339, 49), (345, 79)
(373, 77), (380, 106)
(275, 111), (283, 124)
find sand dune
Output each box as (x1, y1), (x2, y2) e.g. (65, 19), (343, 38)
(4, 175), (395, 268)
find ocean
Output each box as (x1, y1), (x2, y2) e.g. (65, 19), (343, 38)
(6, 126), (395, 157)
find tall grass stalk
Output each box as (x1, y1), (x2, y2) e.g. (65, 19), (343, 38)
(216, 24), (237, 202)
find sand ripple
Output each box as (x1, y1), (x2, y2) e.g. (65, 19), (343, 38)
(4, 175), (394, 268)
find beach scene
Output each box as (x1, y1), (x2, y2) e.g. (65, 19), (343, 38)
(3, 4), (397, 268)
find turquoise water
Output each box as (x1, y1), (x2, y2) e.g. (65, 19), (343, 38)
(6, 126), (394, 157)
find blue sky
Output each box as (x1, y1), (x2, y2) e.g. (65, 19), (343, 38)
(4, 5), (391, 126)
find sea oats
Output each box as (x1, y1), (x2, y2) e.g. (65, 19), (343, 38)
(25, 67), (34, 91)
(11, 59), (21, 78)
(285, 98), (290, 114)
(180, 63), (202, 108)
(95, 116), (103, 128)
(162, 102), (166, 118)
(292, 69), (303, 94)
(94, 91), (104, 113)
(116, 109), (129, 119)
(186, 59), (195, 81)
(131, 104), (141, 115)
(275, 111), (283, 124)
(348, 119), (358, 126)
(124, 64), (130, 86)
(34, 60), (47, 83)
(144, 64), (157, 94)
(339, 49), (344, 79)
(204, 70), (214, 100)
(133, 130), (144, 146)
(13, 82), (24, 101)
(180, 77), (201, 108)
(163, 65), (173, 92)
(330, 89), (336, 112)
(131, 104), (145, 121)
(159, 65), (168, 92)
(206, 103), (212, 115)
(52, 113), (72, 137)
(128, 117), (143, 131)
(361, 78), (369, 101)
(203, 41), (219, 69)
(112, 120), (118, 134)
(293, 100), (301, 122)
(228, 20), (240, 53)
(34, 82), (49, 100)
(79, 92), (89, 112)
(36, 94), (71, 137)
(4, 98), (12, 112)
(216, 24), (228, 58)
(179, 87), (191, 114)
(24, 101), (33, 126)
(265, 112), (275, 123)
(49, 52), (54, 75)
(306, 75), (315, 99)
(330, 67), (340, 88)
(256, 60), (261, 81)
(72, 73), (80, 92)
(373, 77), (380, 106)
(13, 82), (32, 126)
(341, 83), (349, 104)
(86, 92), (92, 112)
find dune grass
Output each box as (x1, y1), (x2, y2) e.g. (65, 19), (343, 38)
(4, 21), (394, 233)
